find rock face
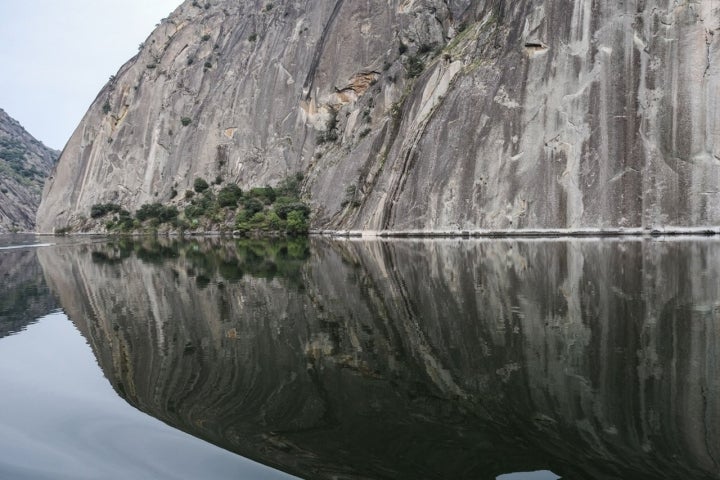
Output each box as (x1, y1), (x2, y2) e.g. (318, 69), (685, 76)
(38, 238), (720, 479)
(37, 0), (720, 232)
(0, 109), (59, 232)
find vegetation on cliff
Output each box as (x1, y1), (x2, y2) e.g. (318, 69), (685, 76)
(86, 173), (310, 236)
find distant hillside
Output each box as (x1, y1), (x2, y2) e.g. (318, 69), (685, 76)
(0, 108), (59, 232)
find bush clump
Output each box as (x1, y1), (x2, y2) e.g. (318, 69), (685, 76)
(85, 175), (312, 236)
(193, 177), (209, 193)
(136, 203), (179, 223)
(185, 190), (217, 219)
(91, 203), (122, 219)
(247, 185), (276, 205)
(217, 184), (243, 207)
(227, 174), (310, 236)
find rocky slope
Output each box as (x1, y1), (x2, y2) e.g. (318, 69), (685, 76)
(0, 109), (59, 232)
(38, 238), (720, 479)
(37, 0), (720, 233)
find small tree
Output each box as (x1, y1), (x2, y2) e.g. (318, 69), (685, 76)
(193, 177), (209, 193)
(218, 184), (242, 207)
(286, 210), (308, 235)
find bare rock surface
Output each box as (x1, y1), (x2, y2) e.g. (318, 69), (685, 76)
(37, 0), (720, 233)
(0, 109), (58, 232)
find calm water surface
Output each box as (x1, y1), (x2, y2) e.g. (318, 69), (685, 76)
(1, 235), (719, 479)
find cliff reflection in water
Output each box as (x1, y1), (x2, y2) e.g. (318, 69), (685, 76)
(38, 238), (720, 480)
(0, 245), (57, 338)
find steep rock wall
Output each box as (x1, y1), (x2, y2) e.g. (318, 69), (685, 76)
(0, 109), (58, 232)
(37, 0), (720, 232)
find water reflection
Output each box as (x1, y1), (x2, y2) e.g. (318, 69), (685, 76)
(0, 241), (57, 338)
(38, 238), (720, 480)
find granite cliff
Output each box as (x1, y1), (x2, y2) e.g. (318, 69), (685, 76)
(0, 109), (58, 232)
(37, 0), (720, 233)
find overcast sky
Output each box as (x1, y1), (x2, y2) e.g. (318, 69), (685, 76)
(0, 0), (183, 150)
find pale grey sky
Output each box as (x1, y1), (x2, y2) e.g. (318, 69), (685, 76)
(0, 0), (183, 150)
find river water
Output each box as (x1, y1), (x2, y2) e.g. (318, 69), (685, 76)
(0, 235), (718, 479)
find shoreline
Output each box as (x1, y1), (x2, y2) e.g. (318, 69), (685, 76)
(309, 227), (720, 238)
(16, 226), (720, 239)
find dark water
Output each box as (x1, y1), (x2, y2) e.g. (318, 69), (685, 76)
(1, 236), (719, 479)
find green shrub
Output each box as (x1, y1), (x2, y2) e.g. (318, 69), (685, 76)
(136, 203), (161, 221)
(116, 210), (134, 231)
(250, 211), (267, 225)
(181, 117), (192, 126)
(193, 177), (209, 193)
(286, 210), (308, 235)
(264, 211), (283, 231)
(274, 201), (310, 220)
(185, 191), (216, 219)
(91, 203), (122, 219)
(135, 203), (178, 223)
(184, 203), (204, 219)
(201, 34), (211, 41)
(218, 184), (242, 207)
(234, 221), (251, 234)
(247, 186), (276, 204)
(158, 205), (179, 223)
(248, 33), (257, 42)
(241, 197), (264, 216)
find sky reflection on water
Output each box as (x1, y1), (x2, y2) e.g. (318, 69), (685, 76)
(0, 311), (296, 480)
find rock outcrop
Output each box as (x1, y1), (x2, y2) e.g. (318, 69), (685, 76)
(0, 109), (58, 232)
(38, 238), (720, 479)
(37, 0), (720, 233)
